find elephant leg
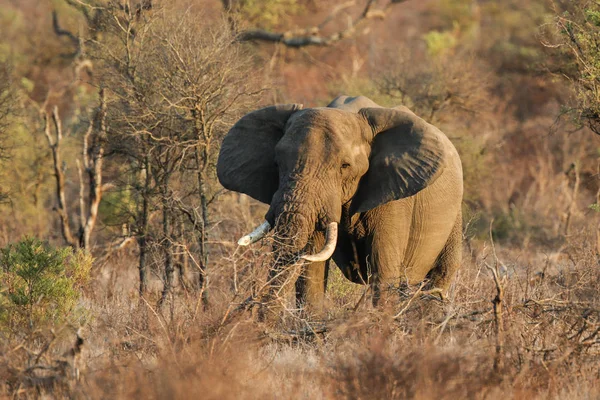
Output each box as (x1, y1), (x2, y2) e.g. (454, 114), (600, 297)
(366, 202), (412, 308)
(426, 209), (463, 297)
(257, 265), (288, 322)
(295, 232), (329, 314)
(371, 275), (409, 308)
(295, 259), (328, 313)
(369, 245), (408, 308)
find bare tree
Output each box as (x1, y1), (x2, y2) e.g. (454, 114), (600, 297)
(41, 90), (107, 250)
(91, 2), (262, 299)
(77, 89), (108, 250)
(43, 107), (76, 248)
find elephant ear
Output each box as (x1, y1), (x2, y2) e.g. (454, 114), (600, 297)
(351, 107), (446, 213)
(217, 104), (303, 204)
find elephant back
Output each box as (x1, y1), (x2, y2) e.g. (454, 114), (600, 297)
(327, 95), (382, 113)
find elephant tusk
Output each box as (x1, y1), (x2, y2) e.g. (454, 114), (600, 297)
(238, 221), (271, 246)
(301, 222), (338, 262)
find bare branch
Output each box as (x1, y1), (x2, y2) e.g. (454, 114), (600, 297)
(318, 1), (356, 30)
(51, 10), (80, 58)
(76, 159), (86, 232)
(44, 107), (77, 248)
(235, 0), (404, 48)
(79, 88), (107, 249)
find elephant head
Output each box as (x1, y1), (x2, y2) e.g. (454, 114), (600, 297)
(217, 102), (446, 263)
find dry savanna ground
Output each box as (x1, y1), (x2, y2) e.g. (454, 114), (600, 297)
(2, 215), (600, 399)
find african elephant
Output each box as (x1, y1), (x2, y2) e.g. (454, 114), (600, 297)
(217, 95), (463, 311)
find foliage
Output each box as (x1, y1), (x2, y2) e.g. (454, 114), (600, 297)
(327, 77), (396, 108)
(453, 135), (491, 206)
(550, 1), (600, 134)
(435, 0), (478, 31)
(377, 47), (493, 124)
(0, 61), (16, 203)
(234, 0), (300, 28)
(424, 28), (458, 57)
(99, 186), (136, 227)
(0, 238), (91, 331)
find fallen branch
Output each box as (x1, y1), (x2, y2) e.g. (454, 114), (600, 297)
(265, 324), (329, 342)
(235, 0), (407, 48)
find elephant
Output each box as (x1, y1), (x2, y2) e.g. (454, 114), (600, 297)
(217, 95), (463, 312)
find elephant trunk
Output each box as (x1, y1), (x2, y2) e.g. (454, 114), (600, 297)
(256, 187), (339, 319)
(271, 211), (314, 255)
(266, 180), (341, 260)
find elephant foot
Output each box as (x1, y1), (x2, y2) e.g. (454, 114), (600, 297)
(256, 297), (286, 325)
(228, 293), (283, 325)
(419, 288), (447, 302)
(371, 282), (408, 311)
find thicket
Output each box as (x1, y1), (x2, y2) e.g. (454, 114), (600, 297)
(87, 2), (261, 301)
(0, 0), (264, 303)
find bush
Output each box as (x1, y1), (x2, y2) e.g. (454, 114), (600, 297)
(0, 238), (91, 332)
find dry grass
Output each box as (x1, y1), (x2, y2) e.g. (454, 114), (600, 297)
(2, 219), (599, 399)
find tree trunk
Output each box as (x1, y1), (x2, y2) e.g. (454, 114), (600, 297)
(193, 106), (210, 306)
(196, 146), (209, 306)
(138, 154), (151, 296)
(79, 88), (107, 250)
(160, 169), (174, 306)
(564, 162), (580, 236)
(44, 108), (76, 248)
(177, 215), (190, 290)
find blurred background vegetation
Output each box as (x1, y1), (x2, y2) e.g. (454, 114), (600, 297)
(0, 0), (597, 299)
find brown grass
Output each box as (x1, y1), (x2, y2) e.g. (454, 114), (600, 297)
(2, 222), (599, 399)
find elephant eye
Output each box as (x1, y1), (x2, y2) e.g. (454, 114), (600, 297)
(341, 162), (351, 170)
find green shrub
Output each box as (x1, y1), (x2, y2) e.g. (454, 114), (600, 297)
(0, 238), (92, 332)
(237, 0), (300, 28)
(99, 187), (136, 227)
(424, 29), (458, 57)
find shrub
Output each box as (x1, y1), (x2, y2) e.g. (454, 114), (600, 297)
(547, 1), (600, 134)
(0, 238), (91, 332)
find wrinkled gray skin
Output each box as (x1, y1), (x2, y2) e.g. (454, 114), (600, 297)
(217, 96), (463, 311)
